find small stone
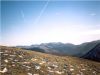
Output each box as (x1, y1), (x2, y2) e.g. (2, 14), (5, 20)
(0, 67), (8, 73)
(81, 68), (86, 71)
(0, 52), (3, 54)
(55, 71), (64, 74)
(33, 74), (39, 75)
(27, 73), (32, 75)
(35, 65), (41, 70)
(4, 59), (8, 63)
(19, 55), (23, 58)
(3, 54), (8, 55)
(31, 58), (37, 61)
(70, 68), (74, 71)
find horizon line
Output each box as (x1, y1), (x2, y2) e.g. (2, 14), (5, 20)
(1, 39), (100, 47)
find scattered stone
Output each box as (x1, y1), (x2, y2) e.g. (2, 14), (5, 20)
(8, 58), (13, 60)
(35, 64), (41, 70)
(3, 54), (8, 55)
(27, 73), (32, 75)
(79, 71), (84, 75)
(52, 64), (58, 68)
(1, 46), (100, 75)
(12, 64), (15, 67)
(76, 74), (80, 75)
(63, 64), (68, 69)
(81, 68), (86, 71)
(4, 59), (8, 63)
(10, 55), (16, 57)
(19, 55), (23, 58)
(48, 66), (52, 70)
(23, 62), (30, 64)
(93, 71), (96, 75)
(33, 74), (39, 75)
(31, 58), (37, 61)
(14, 59), (18, 62)
(39, 61), (46, 65)
(0, 67), (8, 73)
(70, 68), (74, 71)
(0, 52), (3, 54)
(26, 66), (31, 69)
(55, 71), (64, 74)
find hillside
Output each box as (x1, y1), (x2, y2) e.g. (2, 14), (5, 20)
(0, 46), (100, 75)
(82, 43), (100, 62)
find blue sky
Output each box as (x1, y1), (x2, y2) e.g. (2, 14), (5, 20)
(1, 1), (100, 46)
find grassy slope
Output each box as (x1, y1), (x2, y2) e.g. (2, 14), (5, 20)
(0, 46), (100, 75)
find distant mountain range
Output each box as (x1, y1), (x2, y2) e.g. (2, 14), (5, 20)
(16, 40), (100, 62)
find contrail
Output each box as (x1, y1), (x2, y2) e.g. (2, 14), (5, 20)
(21, 10), (25, 22)
(33, 0), (50, 25)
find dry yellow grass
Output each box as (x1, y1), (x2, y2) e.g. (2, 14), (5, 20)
(0, 46), (100, 75)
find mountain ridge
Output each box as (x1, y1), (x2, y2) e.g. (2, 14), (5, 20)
(16, 40), (100, 61)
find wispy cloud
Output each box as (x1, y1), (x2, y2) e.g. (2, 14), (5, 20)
(21, 10), (25, 21)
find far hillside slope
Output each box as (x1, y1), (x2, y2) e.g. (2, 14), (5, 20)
(82, 43), (100, 62)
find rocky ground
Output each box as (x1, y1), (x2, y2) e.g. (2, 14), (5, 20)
(0, 46), (100, 75)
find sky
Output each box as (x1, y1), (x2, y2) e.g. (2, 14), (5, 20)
(1, 1), (100, 46)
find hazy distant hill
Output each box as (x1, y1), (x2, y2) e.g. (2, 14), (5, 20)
(17, 40), (100, 58)
(0, 46), (100, 75)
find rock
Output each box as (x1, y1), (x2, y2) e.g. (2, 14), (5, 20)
(27, 73), (32, 75)
(0, 67), (8, 73)
(35, 64), (41, 70)
(4, 59), (9, 63)
(70, 68), (74, 71)
(55, 71), (64, 74)
(33, 74), (39, 75)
